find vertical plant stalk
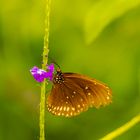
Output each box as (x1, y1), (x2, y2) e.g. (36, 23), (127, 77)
(100, 114), (140, 140)
(40, 0), (51, 140)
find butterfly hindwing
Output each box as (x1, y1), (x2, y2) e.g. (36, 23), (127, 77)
(47, 80), (89, 117)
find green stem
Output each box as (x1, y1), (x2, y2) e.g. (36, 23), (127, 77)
(100, 114), (140, 140)
(40, 0), (51, 140)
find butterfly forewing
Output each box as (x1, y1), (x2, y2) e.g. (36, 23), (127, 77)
(47, 72), (112, 117)
(64, 73), (112, 107)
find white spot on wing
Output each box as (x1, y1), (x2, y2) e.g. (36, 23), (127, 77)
(57, 106), (60, 110)
(88, 93), (91, 96)
(77, 105), (80, 108)
(107, 96), (110, 100)
(60, 106), (62, 111)
(67, 107), (70, 111)
(72, 107), (75, 111)
(64, 106), (66, 111)
(77, 110), (80, 113)
(107, 90), (110, 95)
(66, 114), (69, 117)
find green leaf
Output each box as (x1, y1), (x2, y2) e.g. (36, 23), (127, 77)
(84, 0), (140, 45)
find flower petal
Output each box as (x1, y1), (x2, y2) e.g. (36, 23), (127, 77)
(30, 66), (48, 82)
(47, 63), (55, 73)
(30, 63), (55, 82)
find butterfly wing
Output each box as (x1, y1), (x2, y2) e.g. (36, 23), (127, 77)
(47, 80), (89, 117)
(47, 73), (112, 117)
(64, 73), (112, 108)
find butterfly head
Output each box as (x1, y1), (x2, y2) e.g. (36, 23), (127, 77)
(53, 68), (64, 84)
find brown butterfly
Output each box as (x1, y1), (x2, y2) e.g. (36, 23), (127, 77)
(47, 68), (112, 117)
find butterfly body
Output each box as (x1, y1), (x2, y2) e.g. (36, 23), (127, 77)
(47, 69), (112, 117)
(53, 69), (65, 84)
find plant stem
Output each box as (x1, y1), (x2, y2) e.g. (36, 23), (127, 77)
(40, 0), (51, 140)
(100, 114), (140, 140)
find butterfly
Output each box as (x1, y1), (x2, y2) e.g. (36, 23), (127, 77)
(47, 68), (112, 117)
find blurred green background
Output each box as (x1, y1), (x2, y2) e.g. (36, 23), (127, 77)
(0, 0), (140, 140)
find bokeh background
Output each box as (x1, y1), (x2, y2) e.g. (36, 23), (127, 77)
(0, 0), (140, 140)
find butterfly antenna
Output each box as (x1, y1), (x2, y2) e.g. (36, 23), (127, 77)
(53, 61), (60, 68)
(48, 56), (60, 68)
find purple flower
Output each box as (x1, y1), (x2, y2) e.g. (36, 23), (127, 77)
(47, 63), (55, 73)
(47, 63), (55, 80)
(30, 64), (55, 82)
(30, 66), (48, 82)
